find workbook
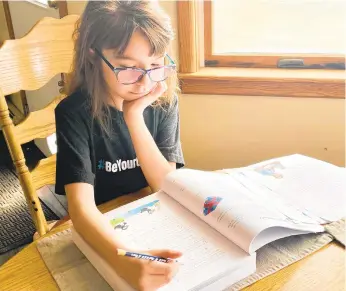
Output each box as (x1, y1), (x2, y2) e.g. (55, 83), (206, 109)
(72, 154), (344, 291)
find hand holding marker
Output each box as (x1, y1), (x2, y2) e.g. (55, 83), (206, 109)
(117, 249), (181, 264)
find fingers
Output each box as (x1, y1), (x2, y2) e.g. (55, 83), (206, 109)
(149, 249), (183, 259)
(119, 249), (182, 291)
(151, 81), (167, 95)
(138, 274), (171, 291)
(146, 262), (178, 284)
(145, 249), (182, 277)
(145, 81), (167, 103)
(135, 260), (179, 291)
(158, 81), (168, 95)
(147, 260), (170, 274)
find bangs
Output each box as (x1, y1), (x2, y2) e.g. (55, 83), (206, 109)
(95, 14), (136, 55)
(95, 14), (171, 57)
(140, 23), (170, 57)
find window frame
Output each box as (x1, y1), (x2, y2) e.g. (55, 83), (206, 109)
(177, 0), (345, 98)
(203, 1), (345, 69)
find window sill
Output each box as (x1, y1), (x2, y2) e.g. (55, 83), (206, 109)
(178, 67), (345, 98)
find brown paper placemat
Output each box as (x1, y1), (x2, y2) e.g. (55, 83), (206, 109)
(37, 229), (334, 291)
(37, 229), (113, 291)
(324, 218), (345, 246)
(226, 232), (333, 290)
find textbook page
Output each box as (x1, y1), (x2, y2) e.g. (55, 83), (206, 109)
(162, 169), (324, 254)
(102, 191), (255, 291)
(233, 154), (346, 223)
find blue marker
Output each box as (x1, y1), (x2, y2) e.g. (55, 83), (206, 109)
(117, 249), (177, 263)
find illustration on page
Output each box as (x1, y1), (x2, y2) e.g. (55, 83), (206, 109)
(203, 196), (223, 216)
(253, 161), (285, 179)
(110, 199), (160, 231)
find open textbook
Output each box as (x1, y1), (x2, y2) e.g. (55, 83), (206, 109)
(220, 153), (345, 224)
(72, 154), (345, 291)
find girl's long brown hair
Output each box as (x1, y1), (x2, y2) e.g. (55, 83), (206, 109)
(67, 0), (178, 135)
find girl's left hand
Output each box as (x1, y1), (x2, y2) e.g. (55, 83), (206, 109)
(123, 81), (167, 122)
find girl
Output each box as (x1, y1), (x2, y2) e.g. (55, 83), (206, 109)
(55, 1), (184, 290)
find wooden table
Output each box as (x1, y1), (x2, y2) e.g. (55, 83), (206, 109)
(0, 188), (345, 291)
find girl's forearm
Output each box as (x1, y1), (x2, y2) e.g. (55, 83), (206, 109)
(126, 114), (174, 192)
(71, 205), (127, 267)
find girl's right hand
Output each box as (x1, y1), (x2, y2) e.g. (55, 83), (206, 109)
(114, 249), (183, 291)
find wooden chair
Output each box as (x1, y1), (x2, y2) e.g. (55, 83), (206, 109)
(0, 15), (79, 238)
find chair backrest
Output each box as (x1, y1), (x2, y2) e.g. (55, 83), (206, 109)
(0, 15), (79, 237)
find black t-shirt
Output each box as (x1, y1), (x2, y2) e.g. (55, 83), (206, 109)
(54, 90), (184, 205)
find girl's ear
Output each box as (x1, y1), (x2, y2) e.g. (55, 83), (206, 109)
(88, 48), (96, 64)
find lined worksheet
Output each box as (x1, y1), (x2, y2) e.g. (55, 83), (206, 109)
(112, 192), (251, 288)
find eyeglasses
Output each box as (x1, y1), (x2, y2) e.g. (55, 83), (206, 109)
(94, 48), (176, 85)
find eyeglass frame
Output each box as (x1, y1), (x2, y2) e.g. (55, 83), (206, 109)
(93, 47), (176, 85)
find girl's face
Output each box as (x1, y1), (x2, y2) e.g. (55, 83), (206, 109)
(100, 30), (166, 104)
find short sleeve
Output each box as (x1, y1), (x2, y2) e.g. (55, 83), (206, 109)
(156, 96), (185, 168)
(54, 107), (95, 195)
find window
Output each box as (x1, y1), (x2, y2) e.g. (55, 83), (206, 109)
(28, 0), (50, 8)
(205, 0), (345, 69)
(177, 0), (345, 98)
(34, 0), (49, 5)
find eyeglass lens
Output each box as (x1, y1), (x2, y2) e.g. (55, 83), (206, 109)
(117, 66), (175, 84)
